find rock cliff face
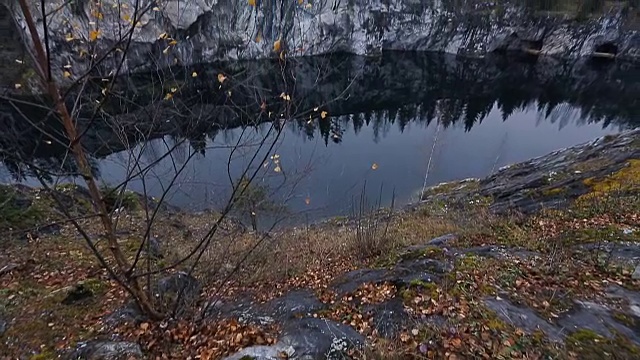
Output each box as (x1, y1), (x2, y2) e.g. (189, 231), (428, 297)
(2, 0), (639, 78)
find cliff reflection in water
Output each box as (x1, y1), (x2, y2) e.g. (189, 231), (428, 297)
(0, 52), (637, 217)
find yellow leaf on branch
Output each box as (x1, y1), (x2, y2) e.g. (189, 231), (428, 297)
(89, 29), (101, 41)
(91, 10), (104, 20)
(248, 0), (256, 6)
(273, 39), (282, 52)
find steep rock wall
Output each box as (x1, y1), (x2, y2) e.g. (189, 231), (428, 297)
(2, 0), (639, 79)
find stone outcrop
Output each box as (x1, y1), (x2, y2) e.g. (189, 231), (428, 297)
(420, 128), (640, 214)
(2, 0), (639, 80)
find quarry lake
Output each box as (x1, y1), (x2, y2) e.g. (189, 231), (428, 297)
(1, 52), (638, 225)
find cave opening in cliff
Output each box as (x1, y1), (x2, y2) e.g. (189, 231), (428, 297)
(593, 42), (618, 57)
(590, 42), (618, 66)
(522, 39), (543, 54)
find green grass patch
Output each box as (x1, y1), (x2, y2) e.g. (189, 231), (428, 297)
(0, 185), (44, 232)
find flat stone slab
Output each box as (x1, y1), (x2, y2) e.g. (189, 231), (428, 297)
(555, 301), (640, 342)
(256, 289), (328, 322)
(580, 243), (640, 263)
(485, 294), (640, 345)
(364, 297), (409, 338)
(331, 269), (391, 295)
(280, 318), (365, 359)
(67, 340), (143, 360)
(394, 258), (451, 275)
(223, 317), (364, 360)
(222, 344), (295, 360)
(606, 285), (640, 318)
(451, 246), (542, 261)
(207, 290), (328, 326)
(399, 234), (457, 256)
(331, 253), (454, 295)
(484, 296), (562, 341)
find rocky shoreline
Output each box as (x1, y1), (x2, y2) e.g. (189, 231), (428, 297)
(419, 128), (640, 214)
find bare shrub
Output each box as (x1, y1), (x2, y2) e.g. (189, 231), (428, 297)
(350, 184), (396, 259)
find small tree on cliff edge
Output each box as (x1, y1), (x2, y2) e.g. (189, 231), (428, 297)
(4, 0), (310, 319)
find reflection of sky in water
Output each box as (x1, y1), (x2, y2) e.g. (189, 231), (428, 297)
(77, 101), (618, 223)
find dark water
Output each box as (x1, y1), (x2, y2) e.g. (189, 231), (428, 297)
(1, 52), (638, 225)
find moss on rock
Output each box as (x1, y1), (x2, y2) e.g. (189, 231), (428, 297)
(582, 159), (640, 196)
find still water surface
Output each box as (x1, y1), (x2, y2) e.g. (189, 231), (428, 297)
(98, 105), (619, 223)
(1, 52), (637, 225)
